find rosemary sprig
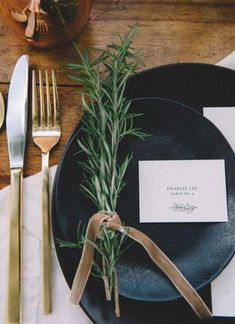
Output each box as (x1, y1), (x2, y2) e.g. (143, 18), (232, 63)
(67, 25), (146, 212)
(59, 25), (146, 316)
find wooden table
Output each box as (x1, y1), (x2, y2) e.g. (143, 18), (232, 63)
(1, 0), (235, 188)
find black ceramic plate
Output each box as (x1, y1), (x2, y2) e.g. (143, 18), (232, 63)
(125, 63), (235, 113)
(52, 96), (235, 324)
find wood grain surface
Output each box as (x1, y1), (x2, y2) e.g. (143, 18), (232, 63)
(0, 0), (92, 48)
(0, 0), (235, 188)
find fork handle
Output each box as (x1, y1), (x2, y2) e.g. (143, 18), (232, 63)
(6, 168), (23, 324)
(41, 152), (51, 314)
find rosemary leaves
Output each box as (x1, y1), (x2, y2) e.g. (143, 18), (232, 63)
(59, 25), (146, 316)
(41, 0), (79, 24)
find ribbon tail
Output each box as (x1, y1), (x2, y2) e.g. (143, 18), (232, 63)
(127, 227), (212, 319)
(70, 212), (109, 304)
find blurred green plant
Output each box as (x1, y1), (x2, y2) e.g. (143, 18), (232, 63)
(41, 0), (79, 23)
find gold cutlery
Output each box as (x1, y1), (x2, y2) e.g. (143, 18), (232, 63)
(36, 12), (48, 33)
(25, 11), (36, 40)
(30, 0), (48, 34)
(24, 0), (48, 40)
(11, 9), (28, 23)
(6, 55), (29, 324)
(11, 2), (30, 23)
(32, 70), (61, 314)
(0, 92), (4, 129)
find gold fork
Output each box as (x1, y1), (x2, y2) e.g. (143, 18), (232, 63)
(32, 70), (61, 314)
(36, 12), (48, 32)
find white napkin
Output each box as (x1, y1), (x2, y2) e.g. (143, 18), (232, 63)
(0, 166), (91, 324)
(203, 106), (235, 317)
(216, 50), (235, 69)
(201, 50), (235, 317)
(1, 50), (235, 323)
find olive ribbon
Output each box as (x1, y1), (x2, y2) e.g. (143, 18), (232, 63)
(70, 211), (212, 319)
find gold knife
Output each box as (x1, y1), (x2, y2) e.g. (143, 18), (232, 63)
(6, 55), (29, 324)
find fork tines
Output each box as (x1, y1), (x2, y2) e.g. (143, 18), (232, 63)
(36, 14), (48, 33)
(32, 70), (60, 132)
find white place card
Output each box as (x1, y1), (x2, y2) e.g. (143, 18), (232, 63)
(204, 106), (235, 317)
(139, 160), (228, 223)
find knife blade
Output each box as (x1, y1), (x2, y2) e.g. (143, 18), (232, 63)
(6, 55), (29, 324)
(0, 92), (5, 129)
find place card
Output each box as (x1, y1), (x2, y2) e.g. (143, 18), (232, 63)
(139, 160), (228, 223)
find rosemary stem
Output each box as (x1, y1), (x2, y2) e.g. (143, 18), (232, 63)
(102, 256), (111, 301)
(114, 268), (120, 317)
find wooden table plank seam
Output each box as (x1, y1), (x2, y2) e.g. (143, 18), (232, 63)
(1, 0), (235, 188)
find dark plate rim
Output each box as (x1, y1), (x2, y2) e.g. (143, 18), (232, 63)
(129, 62), (235, 81)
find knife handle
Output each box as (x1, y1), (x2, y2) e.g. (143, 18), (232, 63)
(6, 168), (23, 324)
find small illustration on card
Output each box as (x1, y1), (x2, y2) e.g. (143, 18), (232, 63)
(139, 160), (228, 223)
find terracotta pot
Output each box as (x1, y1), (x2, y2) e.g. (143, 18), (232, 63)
(0, 0), (92, 48)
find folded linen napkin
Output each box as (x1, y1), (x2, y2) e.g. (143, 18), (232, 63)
(0, 166), (91, 324)
(203, 107), (235, 317)
(216, 50), (235, 69)
(1, 51), (235, 323)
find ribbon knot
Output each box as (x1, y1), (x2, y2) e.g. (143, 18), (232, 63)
(104, 212), (123, 231)
(70, 211), (212, 319)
